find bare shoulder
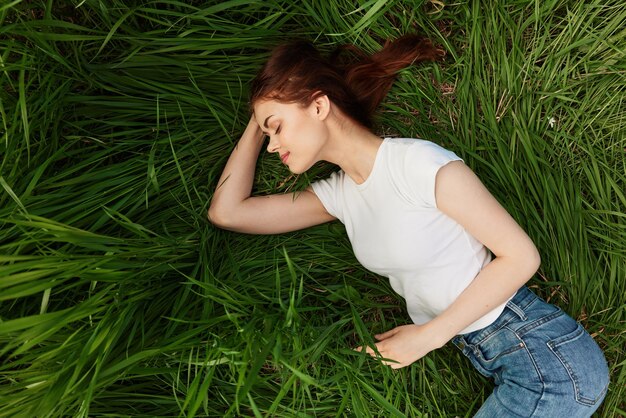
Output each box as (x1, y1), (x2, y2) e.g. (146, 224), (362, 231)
(435, 160), (512, 231)
(435, 161), (540, 267)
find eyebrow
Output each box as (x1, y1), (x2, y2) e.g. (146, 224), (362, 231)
(263, 115), (274, 130)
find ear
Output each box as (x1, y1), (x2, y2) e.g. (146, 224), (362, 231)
(310, 94), (330, 121)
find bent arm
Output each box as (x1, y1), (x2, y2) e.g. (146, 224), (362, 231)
(360, 161), (541, 368)
(426, 161), (541, 347)
(208, 117), (335, 234)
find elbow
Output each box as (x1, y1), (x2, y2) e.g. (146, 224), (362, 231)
(502, 241), (541, 283)
(207, 202), (231, 229)
(530, 246), (541, 275)
(521, 243), (541, 279)
(208, 201), (245, 232)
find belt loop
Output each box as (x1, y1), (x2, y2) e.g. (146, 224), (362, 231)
(452, 335), (468, 350)
(506, 299), (527, 321)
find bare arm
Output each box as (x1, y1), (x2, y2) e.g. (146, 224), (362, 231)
(208, 116), (335, 234)
(426, 161), (540, 342)
(362, 161), (540, 368)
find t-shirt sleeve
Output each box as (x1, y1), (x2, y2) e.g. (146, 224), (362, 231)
(403, 141), (463, 208)
(310, 171), (345, 221)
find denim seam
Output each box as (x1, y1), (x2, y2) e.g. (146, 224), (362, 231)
(516, 329), (546, 416)
(516, 309), (564, 336)
(511, 328), (546, 416)
(473, 325), (526, 364)
(462, 345), (492, 378)
(472, 316), (517, 346)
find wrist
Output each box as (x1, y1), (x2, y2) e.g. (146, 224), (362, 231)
(421, 320), (454, 349)
(245, 116), (263, 138)
(239, 118), (265, 151)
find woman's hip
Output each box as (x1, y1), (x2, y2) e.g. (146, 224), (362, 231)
(451, 286), (609, 417)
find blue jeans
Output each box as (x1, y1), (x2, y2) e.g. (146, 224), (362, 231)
(452, 287), (609, 417)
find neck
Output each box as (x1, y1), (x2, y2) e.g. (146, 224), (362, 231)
(318, 111), (383, 185)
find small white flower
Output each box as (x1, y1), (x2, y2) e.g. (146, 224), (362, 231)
(548, 117), (556, 128)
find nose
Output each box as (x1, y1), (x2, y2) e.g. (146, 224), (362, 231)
(266, 135), (280, 153)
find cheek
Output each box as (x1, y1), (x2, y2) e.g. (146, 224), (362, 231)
(297, 120), (324, 144)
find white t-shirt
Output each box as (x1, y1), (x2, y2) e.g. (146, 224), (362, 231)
(311, 137), (509, 334)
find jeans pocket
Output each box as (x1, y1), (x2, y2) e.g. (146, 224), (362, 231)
(547, 323), (609, 406)
(476, 328), (525, 364)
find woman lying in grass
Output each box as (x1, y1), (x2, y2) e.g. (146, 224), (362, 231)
(208, 35), (609, 417)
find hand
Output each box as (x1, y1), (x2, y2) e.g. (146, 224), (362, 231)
(244, 114), (263, 140)
(356, 324), (439, 369)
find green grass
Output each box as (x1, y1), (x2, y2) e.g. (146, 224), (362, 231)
(0, 0), (624, 416)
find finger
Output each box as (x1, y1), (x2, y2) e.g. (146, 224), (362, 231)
(366, 346), (377, 356)
(354, 345), (377, 357)
(381, 358), (403, 369)
(375, 328), (398, 340)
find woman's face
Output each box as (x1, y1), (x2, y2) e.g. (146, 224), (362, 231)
(253, 98), (329, 174)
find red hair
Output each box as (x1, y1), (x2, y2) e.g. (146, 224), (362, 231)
(250, 35), (445, 128)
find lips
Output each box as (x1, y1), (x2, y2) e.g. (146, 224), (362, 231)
(280, 152), (290, 164)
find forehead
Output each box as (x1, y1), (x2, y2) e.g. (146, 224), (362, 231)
(253, 99), (305, 120)
(254, 99), (284, 116)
